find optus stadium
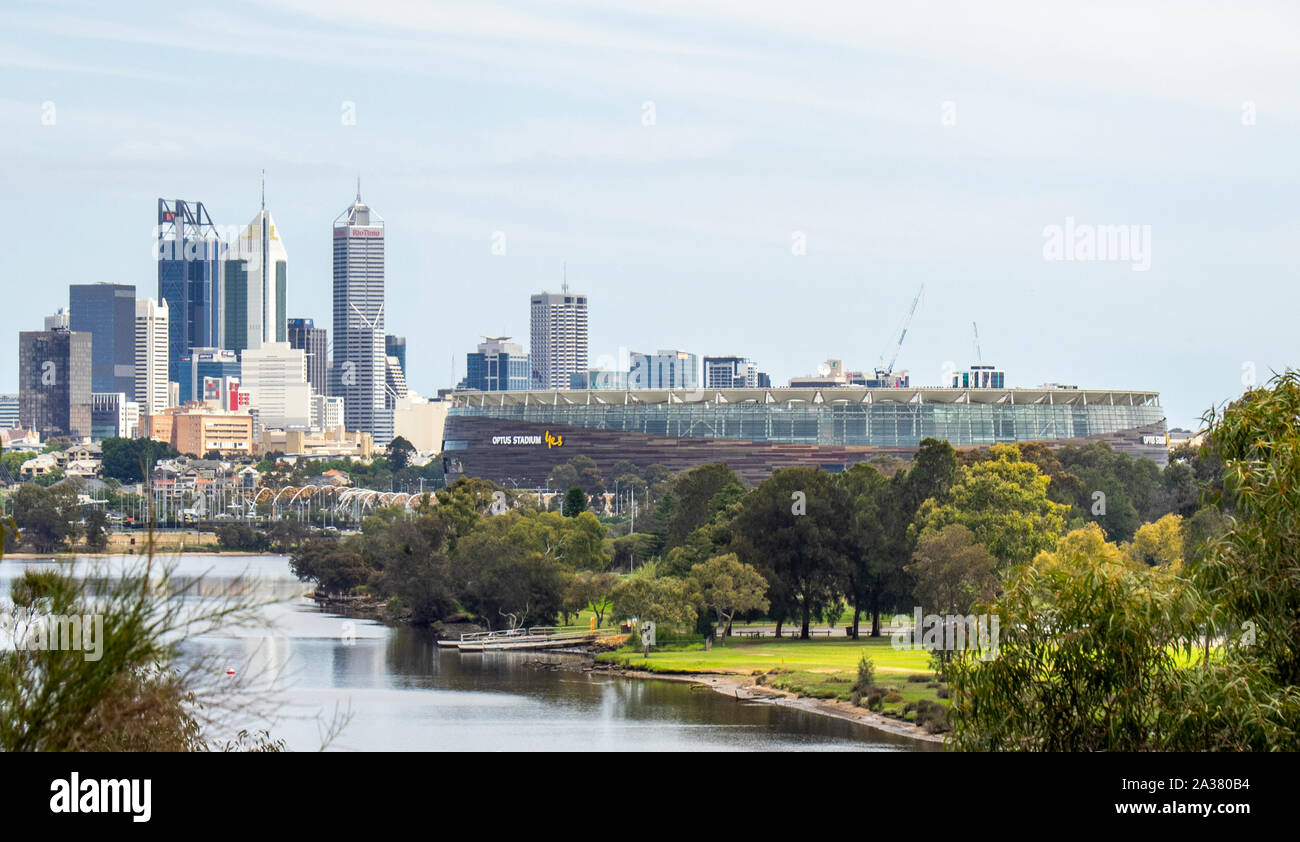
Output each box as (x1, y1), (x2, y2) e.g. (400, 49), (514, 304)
(441, 386), (1168, 487)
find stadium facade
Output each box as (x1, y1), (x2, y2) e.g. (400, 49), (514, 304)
(442, 386), (1168, 487)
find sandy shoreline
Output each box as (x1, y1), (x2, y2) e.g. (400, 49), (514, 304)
(588, 664), (943, 744)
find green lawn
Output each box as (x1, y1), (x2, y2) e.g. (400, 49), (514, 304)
(597, 636), (950, 730)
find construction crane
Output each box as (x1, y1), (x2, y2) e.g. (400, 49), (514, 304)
(875, 283), (925, 381)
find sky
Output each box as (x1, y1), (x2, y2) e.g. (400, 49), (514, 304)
(2, 0), (1298, 430)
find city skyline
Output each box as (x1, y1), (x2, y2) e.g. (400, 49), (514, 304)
(3, 2), (1300, 430)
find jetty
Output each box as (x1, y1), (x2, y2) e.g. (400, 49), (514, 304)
(439, 626), (607, 652)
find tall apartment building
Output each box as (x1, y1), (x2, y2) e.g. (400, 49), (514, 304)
(69, 283), (137, 396)
(157, 199), (221, 382)
(703, 355), (759, 389)
(629, 349), (699, 390)
(18, 328), (92, 439)
(530, 286), (587, 390)
(135, 298), (170, 416)
(220, 192), (288, 353)
(287, 317), (328, 396)
(465, 336), (530, 391)
(331, 186), (392, 446)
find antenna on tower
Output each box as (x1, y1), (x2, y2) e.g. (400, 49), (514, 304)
(356, 176), (361, 202)
(260, 169), (265, 211)
(562, 262), (568, 294)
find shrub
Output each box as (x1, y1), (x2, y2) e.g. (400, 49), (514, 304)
(849, 653), (876, 705)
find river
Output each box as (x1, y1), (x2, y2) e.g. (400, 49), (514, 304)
(0, 554), (934, 752)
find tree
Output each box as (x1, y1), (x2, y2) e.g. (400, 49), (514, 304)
(915, 444), (1069, 571)
(1, 554), (278, 751)
(83, 509), (111, 553)
(1125, 513), (1184, 570)
(386, 436), (416, 471)
(946, 524), (1195, 751)
(731, 467), (845, 639)
(562, 486), (587, 518)
(689, 553), (768, 640)
(566, 570), (620, 627)
(612, 576), (697, 652)
(662, 463), (743, 551)
(100, 437), (179, 485)
(906, 523), (998, 616)
(837, 463), (890, 638)
(1177, 371), (1300, 749)
(11, 483), (81, 553)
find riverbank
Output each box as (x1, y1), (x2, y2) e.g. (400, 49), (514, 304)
(593, 636), (950, 742)
(590, 663), (943, 744)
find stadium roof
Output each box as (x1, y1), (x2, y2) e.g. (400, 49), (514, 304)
(451, 387), (1161, 408)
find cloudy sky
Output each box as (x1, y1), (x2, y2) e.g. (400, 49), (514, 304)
(3, 0), (1298, 428)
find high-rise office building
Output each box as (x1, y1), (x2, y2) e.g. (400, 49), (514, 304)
(530, 286), (587, 390)
(157, 199), (221, 382)
(221, 190), (288, 353)
(288, 318), (328, 396)
(135, 298), (170, 416)
(240, 342), (312, 433)
(69, 283), (137, 395)
(629, 349), (699, 390)
(331, 186), (392, 445)
(464, 337), (530, 392)
(18, 328), (92, 439)
(91, 392), (137, 440)
(385, 356), (409, 412)
(703, 355), (759, 389)
(0, 395), (19, 429)
(44, 307), (69, 331)
(386, 334), (406, 378)
(177, 348), (240, 405)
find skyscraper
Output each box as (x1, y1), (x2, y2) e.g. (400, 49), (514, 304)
(221, 183), (288, 353)
(530, 285), (587, 390)
(331, 185), (392, 445)
(464, 337), (530, 391)
(385, 334), (406, 378)
(135, 298), (170, 416)
(629, 349), (699, 390)
(19, 328), (92, 439)
(240, 342), (312, 433)
(703, 355), (759, 389)
(157, 199), (221, 382)
(69, 282), (137, 395)
(177, 348), (240, 406)
(287, 318), (328, 396)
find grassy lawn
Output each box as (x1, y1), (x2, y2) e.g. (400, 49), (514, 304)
(597, 636), (950, 731)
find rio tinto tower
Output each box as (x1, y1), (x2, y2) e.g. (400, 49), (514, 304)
(331, 183), (393, 446)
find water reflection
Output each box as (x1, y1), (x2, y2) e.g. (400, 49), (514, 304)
(1, 555), (935, 752)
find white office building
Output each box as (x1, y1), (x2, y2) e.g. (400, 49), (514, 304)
(629, 349), (699, 390)
(240, 342), (312, 433)
(220, 195), (289, 353)
(530, 286), (588, 390)
(135, 297), (170, 416)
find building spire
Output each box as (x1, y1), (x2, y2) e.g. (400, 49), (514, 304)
(562, 261), (568, 294)
(260, 169), (265, 211)
(356, 175), (361, 203)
